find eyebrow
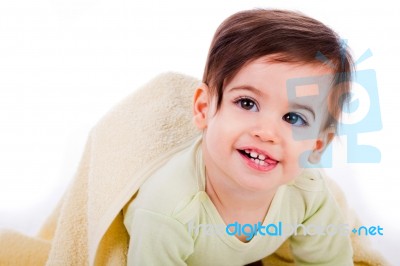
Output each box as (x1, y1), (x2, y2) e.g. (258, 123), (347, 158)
(228, 85), (316, 120)
(227, 85), (264, 96)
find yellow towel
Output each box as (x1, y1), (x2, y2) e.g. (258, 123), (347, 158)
(0, 72), (390, 266)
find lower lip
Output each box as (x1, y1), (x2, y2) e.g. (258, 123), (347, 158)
(238, 151), (278, 172)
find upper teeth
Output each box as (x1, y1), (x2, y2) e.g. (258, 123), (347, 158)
(245, 149), (266, 160)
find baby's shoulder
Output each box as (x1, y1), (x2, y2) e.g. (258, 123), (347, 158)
(290, 169), (328, 192)
(283, 169), (332, 208)
(283, 169), (341, 219)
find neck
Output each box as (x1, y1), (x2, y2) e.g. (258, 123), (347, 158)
(205, 170), (276, 225)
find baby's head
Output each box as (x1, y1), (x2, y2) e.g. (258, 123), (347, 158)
(202, 9), (353, 133)
(193, 9), (354, 191)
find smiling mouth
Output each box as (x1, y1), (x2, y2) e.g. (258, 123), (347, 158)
(237, 149), (279, 166)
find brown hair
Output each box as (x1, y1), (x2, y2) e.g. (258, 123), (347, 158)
(202, 9), (354, 131)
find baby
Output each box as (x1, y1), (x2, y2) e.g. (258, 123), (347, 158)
(123, 9), (354, 265)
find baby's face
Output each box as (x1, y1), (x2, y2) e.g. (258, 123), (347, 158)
(195, 55), (335, 193)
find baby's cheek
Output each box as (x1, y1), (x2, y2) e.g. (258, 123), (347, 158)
(284, 148), (310, 177)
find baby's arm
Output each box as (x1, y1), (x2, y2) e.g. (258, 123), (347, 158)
(289, 189), (353, 265)
(124, 208), (194, 265)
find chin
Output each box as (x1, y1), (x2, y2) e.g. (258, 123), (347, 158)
(237, 176), (280, 193)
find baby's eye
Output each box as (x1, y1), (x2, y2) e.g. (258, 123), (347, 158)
(282, 112), (308, 126)
(234, 97), (259, 112)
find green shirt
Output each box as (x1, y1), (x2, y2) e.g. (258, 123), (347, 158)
(123, 136), (353, 265)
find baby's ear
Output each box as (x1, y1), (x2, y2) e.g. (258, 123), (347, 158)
(308, 126), (335, 164)
(193, 83), (210, 130)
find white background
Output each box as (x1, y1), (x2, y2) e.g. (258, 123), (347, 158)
(0, 0), (399, 264)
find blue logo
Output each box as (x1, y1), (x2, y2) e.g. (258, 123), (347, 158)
(187, 220), (384, 241)
(287, 45), (382, 167)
